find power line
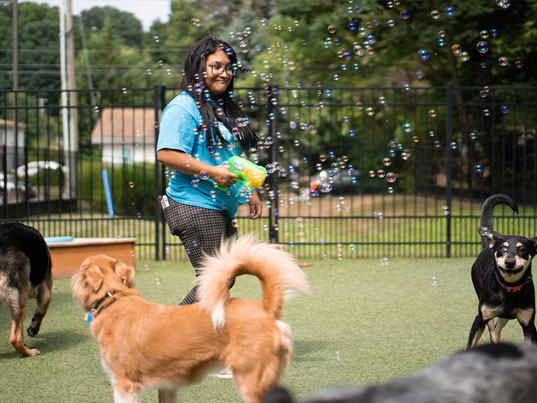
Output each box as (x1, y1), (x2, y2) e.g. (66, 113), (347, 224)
(0, 48), (188, 53)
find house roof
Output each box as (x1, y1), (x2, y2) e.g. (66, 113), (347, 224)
(91, 108), (160, 143)
(0, 119), (27, 129)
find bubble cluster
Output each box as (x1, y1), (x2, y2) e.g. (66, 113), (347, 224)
(142, 1), (527, 261)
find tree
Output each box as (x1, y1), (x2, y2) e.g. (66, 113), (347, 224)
(0, 1), (62, 91)
(80, 6), (144, 48)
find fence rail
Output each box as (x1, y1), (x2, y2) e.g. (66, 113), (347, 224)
(1, 85), (536, 259)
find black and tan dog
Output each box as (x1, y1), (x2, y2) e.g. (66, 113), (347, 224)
(0, 222), (52, 356)
(466, 194), (537, 350)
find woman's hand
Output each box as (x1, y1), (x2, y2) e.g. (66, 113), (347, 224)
(211, 164), (240, 189)
(248, 189), (262, 219)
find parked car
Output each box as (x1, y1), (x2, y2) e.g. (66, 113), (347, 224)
(310, 168), (360, 196)
(0, 172), (37, 206)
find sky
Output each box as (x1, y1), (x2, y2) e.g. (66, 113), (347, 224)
(19, 0), (171, 31)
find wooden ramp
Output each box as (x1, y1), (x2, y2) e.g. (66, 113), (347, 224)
(47, 238), (136, 279)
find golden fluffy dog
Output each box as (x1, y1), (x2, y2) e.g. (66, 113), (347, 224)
(71, 235), (309, 403)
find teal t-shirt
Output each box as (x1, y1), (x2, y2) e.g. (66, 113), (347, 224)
(157, 91), (248, 217)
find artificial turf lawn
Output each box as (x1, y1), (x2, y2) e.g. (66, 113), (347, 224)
(0, 256), (525, 402)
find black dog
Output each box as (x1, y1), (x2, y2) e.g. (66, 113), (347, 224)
(466, 194), (537, 350)
(0, 222), (52, 356)
(265, 342), (537, 403)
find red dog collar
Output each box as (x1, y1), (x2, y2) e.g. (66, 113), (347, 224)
(494, 271), (533, 293)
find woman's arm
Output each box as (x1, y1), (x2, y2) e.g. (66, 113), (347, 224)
(157, 149), (239, 189)
(248, 188), (262, 219)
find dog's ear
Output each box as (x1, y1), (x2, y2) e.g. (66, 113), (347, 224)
(486, 231), (501, 248)
(114, 260), (135, 288)
(530, 238), (537, 255)
(84, 263), (104, 292)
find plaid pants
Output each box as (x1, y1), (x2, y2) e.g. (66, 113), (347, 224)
(162, 196), (237, 305)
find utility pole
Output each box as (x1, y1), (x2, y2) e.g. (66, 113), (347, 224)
(60, 0), (77, 200)
(66, 0), (77, 146)
(12, 0), (18, 91)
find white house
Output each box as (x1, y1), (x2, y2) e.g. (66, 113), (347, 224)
(0, 119), (26, 170)
(91, 108), (160, 164)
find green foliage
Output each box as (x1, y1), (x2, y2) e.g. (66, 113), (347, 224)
(0, 2), (62, 92)
(80, 6), (144, 48)
(78, 158), (156, 217)
(3, 0), (536, 92)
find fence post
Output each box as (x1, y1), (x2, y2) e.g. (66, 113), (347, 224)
(267, 86), (279, 244)
(153, 84), (163, 260)
(445, 84), (453, 258)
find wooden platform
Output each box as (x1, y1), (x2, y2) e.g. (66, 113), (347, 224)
(47, 238), (136, 279)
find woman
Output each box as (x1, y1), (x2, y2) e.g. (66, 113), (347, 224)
(157, 36), (262, 306)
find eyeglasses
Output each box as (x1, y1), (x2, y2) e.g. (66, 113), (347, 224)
(208, 65), (238, 76)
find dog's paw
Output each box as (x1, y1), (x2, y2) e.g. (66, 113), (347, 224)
(23, 345), (41, 357)
(28, 348), (40, 357)
(27, 326), (40, 337)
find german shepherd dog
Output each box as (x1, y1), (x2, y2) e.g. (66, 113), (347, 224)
(0, 222), (52, 356)
(466, 194), (537, 350)
(71, 235), (309, 403)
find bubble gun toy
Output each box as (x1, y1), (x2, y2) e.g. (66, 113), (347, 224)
(218, 156), (267, 190)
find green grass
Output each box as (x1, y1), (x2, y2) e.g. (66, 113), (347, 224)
(0, 257), (527, 402)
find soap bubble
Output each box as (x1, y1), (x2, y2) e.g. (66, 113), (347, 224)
(478, 226), (491, 237)
(496, 0), (511, 8)
(235, 117), (250, 127)
(476, 41), (489, 53)
(418, 49), (430, 61)
(498, 57), (508, 66)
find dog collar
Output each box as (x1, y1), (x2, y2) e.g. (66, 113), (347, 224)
(494, 271), (533, 293)
(84, 292), (116, 323)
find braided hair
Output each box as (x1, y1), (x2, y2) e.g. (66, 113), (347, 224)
(180, 36), (258, 153)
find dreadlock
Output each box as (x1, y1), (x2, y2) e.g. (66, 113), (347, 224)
(180, 36), (258, 153)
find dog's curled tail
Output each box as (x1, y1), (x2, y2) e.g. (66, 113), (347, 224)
(480, 193), (518, 247)
(197, 234), (309, 330)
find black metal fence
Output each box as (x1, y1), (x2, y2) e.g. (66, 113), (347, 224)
(1, 85), (536, 260)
